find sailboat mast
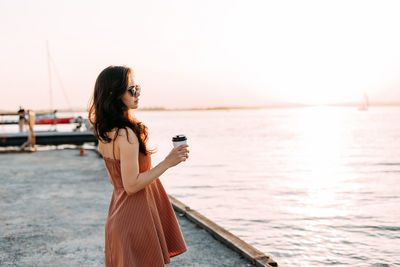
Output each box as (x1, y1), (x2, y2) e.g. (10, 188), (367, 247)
(46, 40), (53, 112)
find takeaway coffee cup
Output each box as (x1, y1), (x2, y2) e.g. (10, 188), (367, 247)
(172, 134), (187, 148)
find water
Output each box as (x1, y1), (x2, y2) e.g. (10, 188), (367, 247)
(2, 106), (399, 266)
(135, 106), (399, 266)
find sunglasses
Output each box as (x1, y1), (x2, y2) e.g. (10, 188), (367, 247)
(127, 85), (141, 97)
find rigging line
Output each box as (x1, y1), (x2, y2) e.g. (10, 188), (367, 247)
(48, 53), (73, 111)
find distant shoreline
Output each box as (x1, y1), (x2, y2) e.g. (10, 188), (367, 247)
(2, 102), (400, 113)
(135, 102), (400, 111)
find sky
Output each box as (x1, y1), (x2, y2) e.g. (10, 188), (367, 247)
(1, 0), (400, 111)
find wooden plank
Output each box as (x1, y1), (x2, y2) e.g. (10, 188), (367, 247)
(168, 195), (278, 267)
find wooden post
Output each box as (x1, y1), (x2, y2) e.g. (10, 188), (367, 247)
(28, 110), (36, 150)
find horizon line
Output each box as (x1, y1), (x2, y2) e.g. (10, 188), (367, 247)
(1, 102), (400, 113)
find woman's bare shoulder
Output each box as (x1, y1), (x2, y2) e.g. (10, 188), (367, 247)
(115, 127), (139, 144)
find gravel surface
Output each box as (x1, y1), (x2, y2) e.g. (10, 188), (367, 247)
(0, 149), (251, 267)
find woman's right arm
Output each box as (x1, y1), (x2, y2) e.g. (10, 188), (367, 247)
(119, 128), (189, 195)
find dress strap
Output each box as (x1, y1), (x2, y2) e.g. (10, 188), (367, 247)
(112, 129), (118, 160)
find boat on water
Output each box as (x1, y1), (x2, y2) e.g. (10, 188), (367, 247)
(0, 113), (74, 125)
(35, 114), (73, 124)
(0, 110), (95, 150)
(0, 43), (96, 151)
(358, 92), (369, 111)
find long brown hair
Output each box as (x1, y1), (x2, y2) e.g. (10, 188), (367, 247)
(88, 65), (154, 156)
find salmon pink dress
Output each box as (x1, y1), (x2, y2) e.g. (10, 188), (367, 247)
(103, 150), (187, 267)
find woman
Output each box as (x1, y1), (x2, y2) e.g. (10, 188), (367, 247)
(18, 106), (25, 132)
(89, 66), (189, 266)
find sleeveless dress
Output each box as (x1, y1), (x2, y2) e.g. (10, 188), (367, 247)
(103, 148), (187, 266)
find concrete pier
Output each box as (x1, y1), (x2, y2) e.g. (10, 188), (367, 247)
(0, 149), (277, 266)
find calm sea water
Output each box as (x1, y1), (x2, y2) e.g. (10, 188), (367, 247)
(2, 106), (399, 266)
(136, 107), (400, 266)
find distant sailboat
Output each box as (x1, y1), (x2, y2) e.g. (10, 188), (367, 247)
(46, 40), (73, 112)
(358, 92), (369, 111)
(44, 41), (74, 128)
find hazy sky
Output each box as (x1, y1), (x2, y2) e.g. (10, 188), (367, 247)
(1, 0), (400, 111)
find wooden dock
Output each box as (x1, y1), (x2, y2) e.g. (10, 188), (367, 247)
(0, 131), (97, 147)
